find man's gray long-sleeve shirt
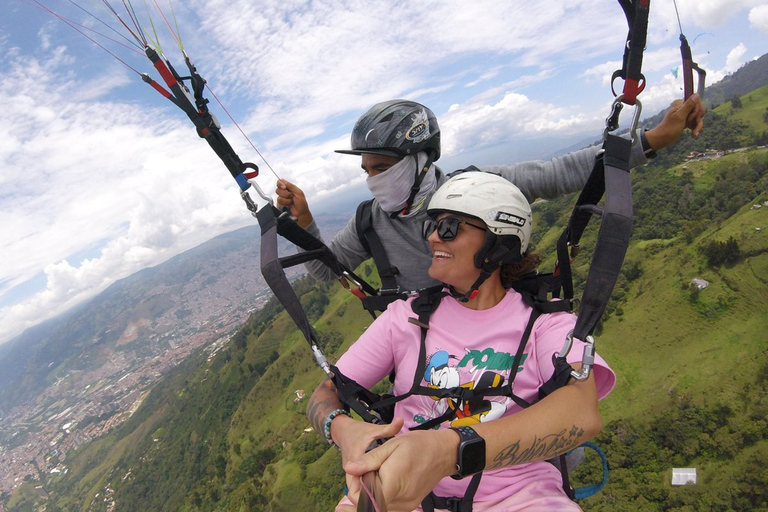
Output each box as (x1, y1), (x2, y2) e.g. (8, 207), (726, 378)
(302, 139), (647, 292)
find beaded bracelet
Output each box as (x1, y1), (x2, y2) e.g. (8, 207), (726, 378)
(323, 408), (351, 449)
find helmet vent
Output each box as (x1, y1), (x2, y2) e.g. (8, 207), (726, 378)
(364, 129), (379, 145)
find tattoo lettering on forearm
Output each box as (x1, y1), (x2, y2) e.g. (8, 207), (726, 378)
(488, 424), (586, 469)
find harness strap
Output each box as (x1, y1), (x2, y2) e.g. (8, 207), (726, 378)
(558, 453), (576, 501)
(556, 133), (633, 341)
(421, 473), (482, 512)
(366, 287), (447, 417)
(612, 0), (650, 105)
(355, 199), (410, 313)
(356, 200), (399, 289)
(276, 209), (378, 296)
(330, 364), (393, 424)
(257, 206), (318, 347)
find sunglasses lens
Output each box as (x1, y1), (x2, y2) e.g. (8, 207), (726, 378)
(439, 218), (459, 241)
(422, 219), (437, 240)
(424, 217), (465, 241)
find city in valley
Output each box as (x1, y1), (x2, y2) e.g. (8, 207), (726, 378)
(0, 290), (273, 500)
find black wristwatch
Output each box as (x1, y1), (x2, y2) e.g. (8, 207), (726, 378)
(640, 129), (657, 159)
(449, 426), (486, 480)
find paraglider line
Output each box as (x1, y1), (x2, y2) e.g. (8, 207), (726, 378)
(27, 0), (145, 71)
(205, 84), (281, 180)
(64, 0), (142, 50)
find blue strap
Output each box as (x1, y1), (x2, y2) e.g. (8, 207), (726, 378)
(573, 442), (609, 500)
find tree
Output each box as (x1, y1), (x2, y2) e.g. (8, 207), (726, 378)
(699, 236), (741, 267)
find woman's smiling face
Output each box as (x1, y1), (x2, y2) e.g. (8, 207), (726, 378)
(426, 213), (487, 293)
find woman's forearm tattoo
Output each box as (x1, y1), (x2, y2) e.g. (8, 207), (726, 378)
(488, 424), (586, 469)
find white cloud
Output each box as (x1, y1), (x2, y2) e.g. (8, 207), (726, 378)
(724, 43), (748, 72)
(651, 0), (765, 29)
(0, 46), (256, 342)
(748, 5), (768, 32)
(440, 92), (601, 158)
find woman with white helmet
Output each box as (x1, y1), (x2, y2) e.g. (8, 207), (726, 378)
(307, 171), (616, 511)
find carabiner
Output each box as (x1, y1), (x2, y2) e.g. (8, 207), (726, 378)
(602, 95), (643, 144)
(555, 331), (596, 382)
(241, 175), (274, 217)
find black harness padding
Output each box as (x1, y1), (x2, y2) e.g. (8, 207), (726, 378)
(556, 133), (633, 341)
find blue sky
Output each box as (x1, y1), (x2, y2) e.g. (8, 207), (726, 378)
(1, 0), (766, 344)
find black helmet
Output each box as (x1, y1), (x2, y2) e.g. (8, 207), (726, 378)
(335, 99), (441, 160)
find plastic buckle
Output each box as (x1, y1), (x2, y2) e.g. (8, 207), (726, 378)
(445, 497), (463, 512)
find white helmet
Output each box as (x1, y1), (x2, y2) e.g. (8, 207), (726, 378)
(428, 170), (532, 258)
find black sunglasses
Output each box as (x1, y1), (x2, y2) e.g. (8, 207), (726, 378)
(422, 216), (486, 241)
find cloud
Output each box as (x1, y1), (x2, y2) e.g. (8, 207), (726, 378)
(724, 43), (749, 72)
(0, 43), (256, 342)
(748, 5), (768, 32)
(653, 0), (765, 29)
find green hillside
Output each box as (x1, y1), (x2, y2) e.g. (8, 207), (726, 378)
(717, 85), (768, 137)
(7, 89), (768, 512)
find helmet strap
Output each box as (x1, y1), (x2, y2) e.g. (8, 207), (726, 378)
(453, 238), (521, 302)
(451, 264), (497, 302)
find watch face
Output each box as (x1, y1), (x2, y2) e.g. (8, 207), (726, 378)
(453, 426), (486, 478)
(462, 436), (486, 475)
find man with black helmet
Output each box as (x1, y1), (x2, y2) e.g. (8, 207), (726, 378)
(277, 96), (705, 296)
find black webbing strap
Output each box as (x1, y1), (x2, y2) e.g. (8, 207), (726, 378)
(330, 364), (394, 424)
(256, 205), (321, 351)
(421, 472), (482, 512)
(267, 206), (380, 298)
(557, 133), (633, 341)
(355, 200), (406, 313)
(365, 287), (446, 416)
(613, 0), (650, 105)
(559, 453), (577, 500)
(255, 204), (382, 376)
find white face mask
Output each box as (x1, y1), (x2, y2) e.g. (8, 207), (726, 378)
(366, 152), (436, 215)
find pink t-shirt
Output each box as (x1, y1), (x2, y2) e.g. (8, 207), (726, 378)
(336, 288), (615, 511)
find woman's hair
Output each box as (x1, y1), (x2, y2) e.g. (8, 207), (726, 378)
(500, 252), (542, 289)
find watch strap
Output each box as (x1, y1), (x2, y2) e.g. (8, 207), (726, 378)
(640, 129), (657, 159)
